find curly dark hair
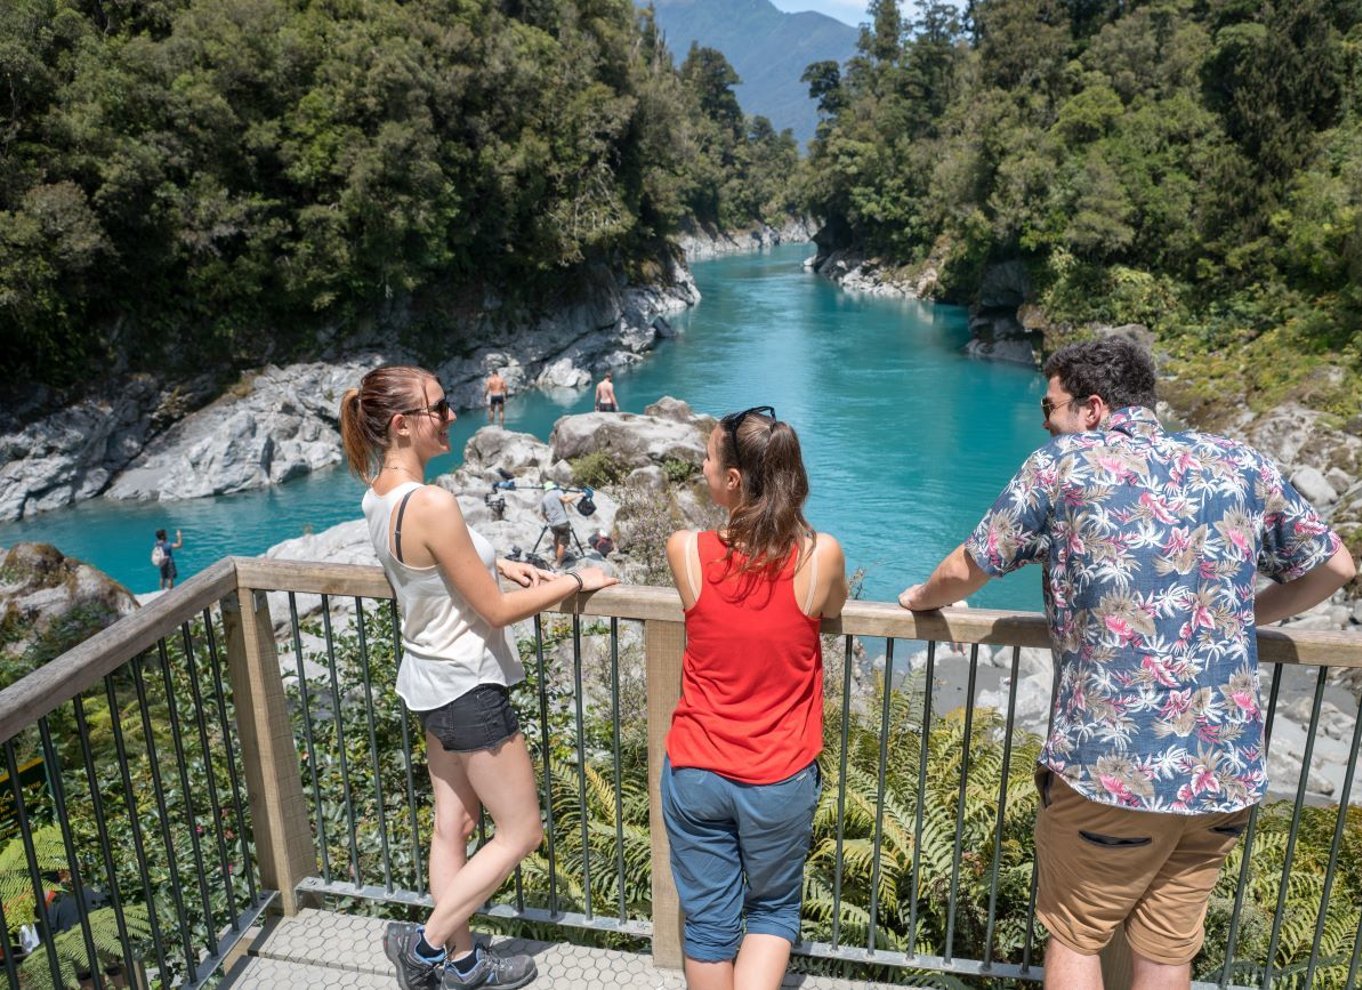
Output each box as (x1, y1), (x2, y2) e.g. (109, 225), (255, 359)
(1042, 337), (1156, 411)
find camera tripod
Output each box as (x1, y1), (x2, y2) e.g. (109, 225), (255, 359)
(530, 521), (587, 563)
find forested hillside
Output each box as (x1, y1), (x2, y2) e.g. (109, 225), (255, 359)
(0, 0), (791, 391)
(801, 0), (1362, 419)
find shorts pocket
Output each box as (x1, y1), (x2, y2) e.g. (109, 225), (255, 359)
(1079, 829), (1152, 848)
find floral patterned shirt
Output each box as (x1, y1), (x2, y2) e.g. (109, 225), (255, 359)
(965, 406), (1342, 814)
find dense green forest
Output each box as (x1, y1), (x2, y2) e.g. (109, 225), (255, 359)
(799, 0), (1362, 419)
(0, 0), (794, 390)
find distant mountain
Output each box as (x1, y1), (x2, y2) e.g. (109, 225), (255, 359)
(645, 0), (859, 148)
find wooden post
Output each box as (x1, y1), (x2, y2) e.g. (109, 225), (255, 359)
(645, 618), (686, 970)
(220, 589), (318, 915)
(1100, 925), (1133, 990)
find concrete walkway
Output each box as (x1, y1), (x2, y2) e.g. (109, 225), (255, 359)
(221, 908), (915, 989)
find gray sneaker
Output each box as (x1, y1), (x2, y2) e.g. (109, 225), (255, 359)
(382, 923), (444, 990)
(440, 943), (537, 990)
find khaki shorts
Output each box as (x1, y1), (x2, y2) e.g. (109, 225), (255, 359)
(1034, 768), (1249, 966)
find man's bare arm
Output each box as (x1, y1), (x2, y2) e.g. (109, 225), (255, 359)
(898, 544), (991, 611)
(1256, 545), (1356, 626)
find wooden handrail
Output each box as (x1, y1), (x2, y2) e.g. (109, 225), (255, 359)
(0, 558), (238, 745)
(232, 557), (1359, 665)
(2, 556), (1358, 745)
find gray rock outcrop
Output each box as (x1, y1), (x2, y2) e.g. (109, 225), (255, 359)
(549, 412), (708, 472)
(678, 217), (814, 262)
(1, 258), (699, 521)
(0, 542), (138, 673)
(106, 361), (363, 502)
(809, 248), (937, 298)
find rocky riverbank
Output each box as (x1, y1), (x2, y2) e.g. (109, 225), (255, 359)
(677, 217), (815, 262)
(0, 258), (697, 523)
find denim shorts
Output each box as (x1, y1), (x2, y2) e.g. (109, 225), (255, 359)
(418, 684), (521, 754)
(660, 756), (821, 962)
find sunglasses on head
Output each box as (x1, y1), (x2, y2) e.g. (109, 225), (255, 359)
(402, 396), (452, 420)
(720, 405), (776, 472)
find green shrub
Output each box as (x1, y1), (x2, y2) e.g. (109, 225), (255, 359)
(570, 451), (625, 488)
(662, 458), (694, 484)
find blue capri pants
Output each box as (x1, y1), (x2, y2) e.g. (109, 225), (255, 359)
(660, 756), (821, 962)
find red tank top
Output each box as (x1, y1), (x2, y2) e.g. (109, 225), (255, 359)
(666, 530), (824, 784)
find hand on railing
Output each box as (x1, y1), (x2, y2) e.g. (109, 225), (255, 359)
(572, 566), (618, 593)
(497, 558), (556, 587)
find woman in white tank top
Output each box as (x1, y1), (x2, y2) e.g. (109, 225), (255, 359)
(340, 365), (616, 990)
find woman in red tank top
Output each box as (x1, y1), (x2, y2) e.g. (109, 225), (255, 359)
(662, 406), (848, 990)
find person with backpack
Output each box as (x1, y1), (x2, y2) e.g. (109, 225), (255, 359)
(152, 529), (182, 590)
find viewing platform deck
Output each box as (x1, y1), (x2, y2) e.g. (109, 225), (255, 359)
(223, 909), (916, 990)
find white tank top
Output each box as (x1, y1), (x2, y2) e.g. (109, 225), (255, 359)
(362, 482), (524, 710)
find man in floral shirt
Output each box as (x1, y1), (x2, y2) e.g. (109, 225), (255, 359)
(899, 338), (1355, 989)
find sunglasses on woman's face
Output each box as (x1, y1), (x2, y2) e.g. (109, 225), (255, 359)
(402, 396), (452, 420)
(721, 405), (776, 471)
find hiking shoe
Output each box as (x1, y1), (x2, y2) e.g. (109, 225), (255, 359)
(439, 943), (537, 989)
(382, 923), (444, 990)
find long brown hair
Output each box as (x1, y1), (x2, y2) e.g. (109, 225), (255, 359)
(338, 365), (434, 484)
(717, 410), (812, 575)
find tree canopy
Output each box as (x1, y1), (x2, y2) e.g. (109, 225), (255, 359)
(0, 0), (794, 390)
(800, 0), (1362, 417)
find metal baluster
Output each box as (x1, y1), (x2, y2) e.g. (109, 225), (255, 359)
(3, 741), (61, 987)
(180, 621), (237, 930)
(1022, 658), (1063, 974)
(73, 695), (137, 987)
(571, 615), (593, 919)
(906, 641), (936, 957)
(1304, 680), (1362, 987)
(289, 594), (331, 884)
(0, 854), (18, 990)
(355, 599), (393, 892)
(1263, 665), (1330, 990)
(104, 675), (172, 984)
(609, 618), (627, 923)
(390, 599), (425, 893)
(534, 615), (559, 914)
(204, 607), (259, 906)
(983, 645), (1022, 968)
(38, 716), (105, 989)
(944, 644), (980, 963)
(321, 596), (362, 886)
(830, 634), (853, 949)
(867, 638), (896, 953)
(156, 638), (216, 957)
(132, 652), (197, 977)
(1220, 662), (1285, 988)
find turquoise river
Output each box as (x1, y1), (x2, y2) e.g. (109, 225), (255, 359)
(1, 244), (1045, 609)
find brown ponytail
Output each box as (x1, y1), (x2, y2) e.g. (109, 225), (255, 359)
(338, 365), (433, 483)
(718, 412), (812, 576)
